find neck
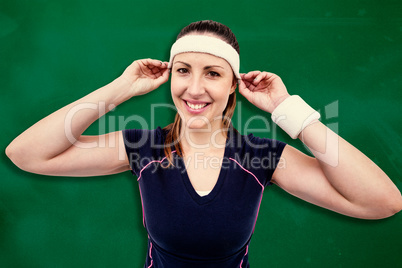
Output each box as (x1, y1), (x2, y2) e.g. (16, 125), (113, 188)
(180, 121), (228, 153)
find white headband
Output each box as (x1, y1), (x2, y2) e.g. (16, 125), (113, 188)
(168, 35), (241, 80)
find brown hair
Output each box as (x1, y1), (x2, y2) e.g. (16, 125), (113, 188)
(162, 20), (239, 167)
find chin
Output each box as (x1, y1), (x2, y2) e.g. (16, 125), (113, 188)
(184, 119), (211, 130)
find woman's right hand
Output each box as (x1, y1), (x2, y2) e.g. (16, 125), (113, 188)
(121, 59), (170, 97)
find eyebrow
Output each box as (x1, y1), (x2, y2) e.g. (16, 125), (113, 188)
(174, 61), (224, 70)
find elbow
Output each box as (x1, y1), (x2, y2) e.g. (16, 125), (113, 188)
(6, 142), (56, 175)
(386, 186), (402, 217)
(6, 142), (25, 170)
(370, 181), (402, 219)
(388, 195), (402, 216)
(353, 191), (402, 220)
(5, 142), (36, 173)
(379, 202), (402, 219)
(369, 194), (402, 219)
(5, 143), (18, 165)
(5, 144), (12, 160)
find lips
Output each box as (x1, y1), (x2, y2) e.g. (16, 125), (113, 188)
(183, 99), (211, 113)
(186, 101), (208, 110)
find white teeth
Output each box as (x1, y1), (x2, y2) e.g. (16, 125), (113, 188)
(186, 101), (208, 110)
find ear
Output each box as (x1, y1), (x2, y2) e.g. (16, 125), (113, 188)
(230, 77), (237, 94)
(230, 80), (237, 94)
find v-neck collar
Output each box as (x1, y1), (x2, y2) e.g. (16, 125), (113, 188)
(177, 130), (234, 205)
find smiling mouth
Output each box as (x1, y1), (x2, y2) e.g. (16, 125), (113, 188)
(185, 101), (210, 110)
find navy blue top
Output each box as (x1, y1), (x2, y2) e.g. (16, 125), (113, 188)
(122, 126), (286, 267)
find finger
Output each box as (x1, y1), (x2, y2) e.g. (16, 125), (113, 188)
(150, 66), (162, 75)
(240, 74), (253, 88)
(243, 76), (260, 91)
(252, 72), (265, 83)
(263, 72), (281, 83)
(241, 79), (252, 88)
(141, 59), (167, 70)
(158, 61), (170, 69)
(252, 72), (269, 86)
(243, 71), (261, 81)
(153, 68), (170, 87)
(146, 60), (169, 75)
(143, 58), (163, 66)
(244, 70), (260, 78)
(238, 80), (253, 101)
(239, 78), (256, 91)
(156, 60), (169, 70)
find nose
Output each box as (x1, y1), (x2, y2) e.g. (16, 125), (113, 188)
(186, 75), (205, 97)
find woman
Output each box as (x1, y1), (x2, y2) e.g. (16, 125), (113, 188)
(6, 20), (402, 267)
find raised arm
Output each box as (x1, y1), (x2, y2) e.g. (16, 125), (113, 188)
(239, 71), (402, 219)
(6, 59), (170, 177)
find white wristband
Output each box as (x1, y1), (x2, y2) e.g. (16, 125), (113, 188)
(271, 95), (320, 139)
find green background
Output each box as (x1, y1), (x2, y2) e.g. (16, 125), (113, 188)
(1, 0), (401, 267)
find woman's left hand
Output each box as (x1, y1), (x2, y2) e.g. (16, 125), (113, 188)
(239, 71), (290, 114)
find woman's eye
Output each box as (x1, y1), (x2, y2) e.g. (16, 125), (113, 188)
(177, 68), (188, 74)
(208, 71), (220, 77)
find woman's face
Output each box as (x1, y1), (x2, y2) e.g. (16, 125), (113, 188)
(170, 52), (236, 132)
